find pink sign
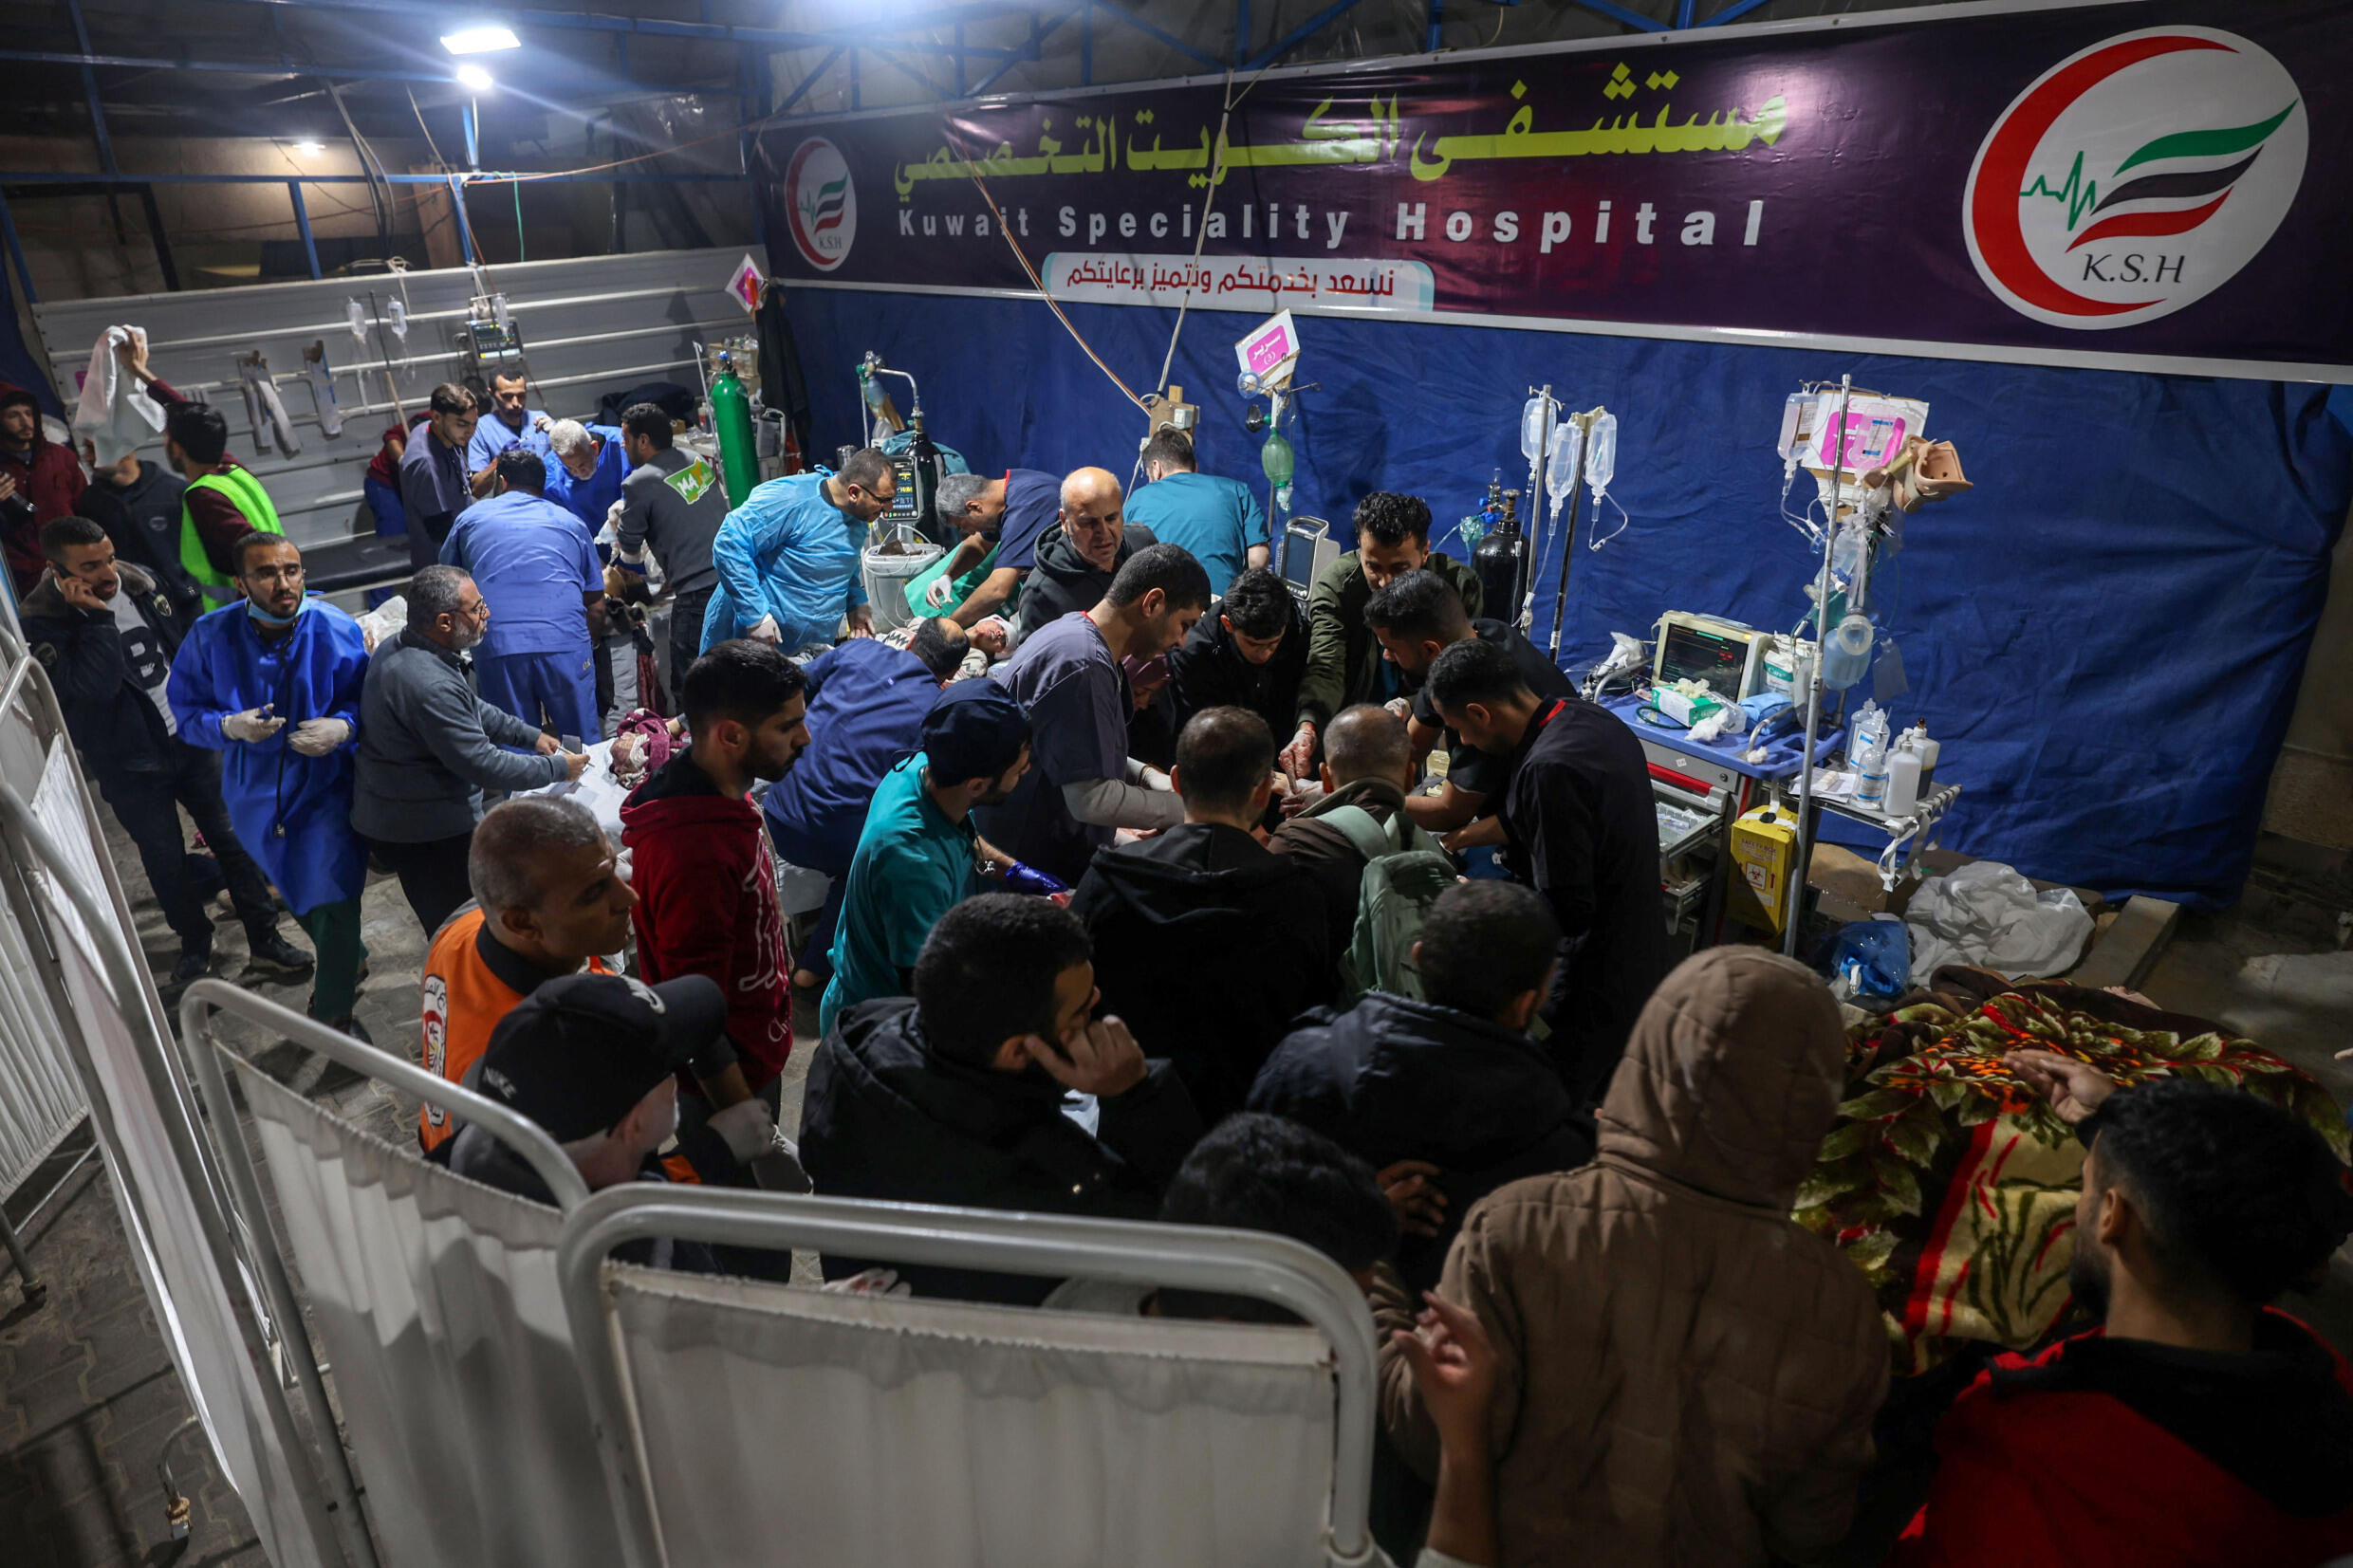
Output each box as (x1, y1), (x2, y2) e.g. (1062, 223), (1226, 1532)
(1245, 326), (1292, 375)
(1814, 411), (1910, 473)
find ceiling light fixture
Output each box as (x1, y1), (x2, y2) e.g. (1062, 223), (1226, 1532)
(293, 140), (325, 156)
(454, 63), (495, 92)
(440, 25), (521, 54)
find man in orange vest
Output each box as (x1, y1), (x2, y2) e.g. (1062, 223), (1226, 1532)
(417, 794), (769, 1168)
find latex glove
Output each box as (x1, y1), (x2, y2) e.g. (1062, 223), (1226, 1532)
(1000, 860), (1069, 897)
(1279, 721), (1317, 779)
(746, 614), (783, 646)
(923, 574), (957, 609)
(288, 717), (350, 757)
(707, 1098), (779, 1163)
(1383, 697), (1415, 722)
(1139, 765), (1175, 792)
(222, 706), (285, 744)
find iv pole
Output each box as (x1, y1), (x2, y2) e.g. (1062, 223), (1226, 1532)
(1545, 408), (1598, 658)
(1781, 374), (1851, 956)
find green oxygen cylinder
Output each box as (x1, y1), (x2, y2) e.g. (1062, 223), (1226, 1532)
(711, 351), (758, 507)
(1260, 429), (1296, 521)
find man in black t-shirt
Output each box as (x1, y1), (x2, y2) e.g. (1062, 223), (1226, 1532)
(1364, 569), (1574, 839)
(21, 516), (309, 991)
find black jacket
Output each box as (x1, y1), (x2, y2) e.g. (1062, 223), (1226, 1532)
(1010, 523), (1158, 645)
(22, 563), (187, 774)
(73, 462), (205, 623)
(1500, 693), (1675, 1104)
(1069, 821), (1332, 1122)
(1248, 991), (1594, 1290)
(1166, 592), (1308, 742)
(796, 998), (1203, 1305)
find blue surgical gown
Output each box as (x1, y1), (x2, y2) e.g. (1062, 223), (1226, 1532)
(467, 408), (554, 474)
(701, 470), (869, 653)
(167, 599), (370, 915)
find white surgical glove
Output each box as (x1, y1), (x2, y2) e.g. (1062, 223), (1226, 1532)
(747, 614), (783, 646)
(288, 717), (351, 757)
(222, 707), (286, 744)
(706, 1098), (779, 1163)
(923, 575), (957, 609)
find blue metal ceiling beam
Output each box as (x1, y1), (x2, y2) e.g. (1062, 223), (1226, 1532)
(1244, 0), (1367, 71)
(965, 11), (1060, 98)
(0, 169), (744, 185)
(1088, 3), (1224, 71)
(1676, 0), (1697, 26)
(773, 46), (847, 116)
(64, 0), (120, 175)
(203, 0), (1022, 62)
(1569, 0), (1670, 31)
(0, 46), (465, 85)
(1699, 0), (1776, 23)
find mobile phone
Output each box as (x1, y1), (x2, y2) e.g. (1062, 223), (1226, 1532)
(560, 733), (582, 752)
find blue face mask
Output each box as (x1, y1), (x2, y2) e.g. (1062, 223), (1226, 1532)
(247, 597), (303, 628)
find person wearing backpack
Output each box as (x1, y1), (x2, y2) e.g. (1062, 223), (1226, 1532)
(1248, 880), (1593, 1292)
(1069, 705), (1330, 1122)
(1270, 703), (1454, 991)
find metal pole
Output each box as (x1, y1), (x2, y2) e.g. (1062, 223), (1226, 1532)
(448, 174), (477, 266)
(1546, 410), (1590, 659)
(0, 188), (37, 304)
(287, 181), (322, 280)
(0, 1200), (43, 1306)
(1782, 374), (1851, 955)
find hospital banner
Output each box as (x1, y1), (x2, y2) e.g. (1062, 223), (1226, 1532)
(752, 0), (2353, 379)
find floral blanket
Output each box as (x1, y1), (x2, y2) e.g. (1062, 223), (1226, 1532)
(1795, 967), (2348, 1375)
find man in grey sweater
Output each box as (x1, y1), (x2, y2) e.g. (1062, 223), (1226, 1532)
(354, 566), (589, 936)
(612, 402), (727, 700)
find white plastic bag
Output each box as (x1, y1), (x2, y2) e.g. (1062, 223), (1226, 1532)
(353, 594), (407, 655)
(1903, 860), (2092, 986)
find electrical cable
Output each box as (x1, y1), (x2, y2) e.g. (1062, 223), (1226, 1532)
(1151, 67), (1252, 400)
(947, 126), (1147, 412)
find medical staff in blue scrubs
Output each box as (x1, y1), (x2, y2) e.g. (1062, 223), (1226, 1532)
(701, 449), (895, 654)
(762, 618), (968, 989)
(543, 419), (631, 534)
(166, 532), (372, 1032)
(465, 367), (554, 477)
(440, 450), (604, 742)
(1121, 430), (1268, 599)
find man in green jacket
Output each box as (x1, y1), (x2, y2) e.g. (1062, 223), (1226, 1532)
(1282, 491), (1481, 777)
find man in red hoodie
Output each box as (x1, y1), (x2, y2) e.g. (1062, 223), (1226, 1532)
(1898, 1056), (2353, 1567)
(2, 383), (87, 595)
(621, 638), (809, 1119)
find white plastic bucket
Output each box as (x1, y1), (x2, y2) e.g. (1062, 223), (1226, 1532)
(861, 523), (944, 634)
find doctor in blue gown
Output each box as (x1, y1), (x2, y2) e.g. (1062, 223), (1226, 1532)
(167, 532), (373, 1033)
(700, 451), (896, 655)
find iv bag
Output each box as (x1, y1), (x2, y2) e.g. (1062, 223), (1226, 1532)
(1545, 421), (1582, 518)
(1520, 395), (1555, 463)
(1585, 411), (1618, 499)
(491, 293), (511, 329)
(345, 300), (368, 341)
(386, 300), (409, 339)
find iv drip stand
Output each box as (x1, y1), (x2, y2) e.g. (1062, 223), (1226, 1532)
(1545, 410), (1595, 659)
(1782, 375), (1851, 956)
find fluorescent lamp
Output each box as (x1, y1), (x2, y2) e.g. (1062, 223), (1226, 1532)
(454, 63), (495, 92)
(440, 25), (520, 54)
(293, 140), (325, 156)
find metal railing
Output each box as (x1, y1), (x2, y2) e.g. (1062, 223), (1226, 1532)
(558, 1183), (1380, 1568)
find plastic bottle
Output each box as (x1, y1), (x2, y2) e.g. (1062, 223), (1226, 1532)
(1584, 410), (1618, 498)
(1908, 723), (1939, 790)
(1819, 611), (1874, 690)
(710, 351), (758, 507)
(1851, 702), (1890, 810)
(1882, 731), (1922, 816)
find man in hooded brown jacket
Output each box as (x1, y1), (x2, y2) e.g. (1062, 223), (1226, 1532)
(1374, 946), (1889, 1567)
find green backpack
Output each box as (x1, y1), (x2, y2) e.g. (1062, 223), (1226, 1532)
(1319, 804), (1459, 1002)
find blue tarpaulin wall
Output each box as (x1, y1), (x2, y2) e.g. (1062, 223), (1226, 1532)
(780, 286), (2351, 908)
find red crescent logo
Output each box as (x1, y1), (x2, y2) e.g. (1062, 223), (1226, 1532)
(1970, 34), (2231, 319)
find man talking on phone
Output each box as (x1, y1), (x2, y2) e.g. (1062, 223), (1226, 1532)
(797, 894), (1202, 1305)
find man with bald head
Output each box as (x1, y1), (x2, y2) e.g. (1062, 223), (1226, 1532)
(1010, 467), (1158, 645)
